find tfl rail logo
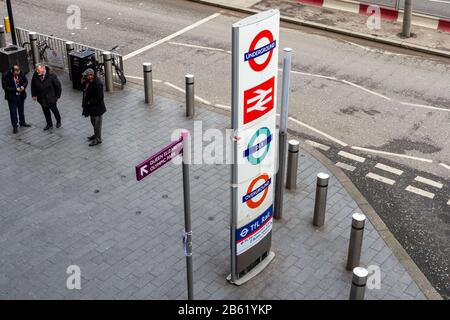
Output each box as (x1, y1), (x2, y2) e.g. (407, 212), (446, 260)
(244, 77), (274, 124)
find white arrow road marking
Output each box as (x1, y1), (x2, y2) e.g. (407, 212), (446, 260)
(414, 176), (443, 189)
(305, 140), (330, 151)
(375, 163), (403, 176)
(140, 165), (149, 176)
(336, 162), (356, 172)
(366, 172), (396, 185)
(405, 186), (435, 199)
(338, 151), (366, 163)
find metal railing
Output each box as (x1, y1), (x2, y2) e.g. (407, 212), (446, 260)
(15, 27), (125, 89)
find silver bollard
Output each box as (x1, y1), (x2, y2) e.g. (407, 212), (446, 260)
(286, 140), (299, 190)
(346, 213), (366, 271)
(0, 25), (6, 48)
(66, 41), (74, 81)
(102, 51), (113, 92)
(143, 63), (153, 105)
(349, 267), (368, 300)
(185, 74), (194, 118)
(29, 32), (40, 67)
(313, 173), (329, 227)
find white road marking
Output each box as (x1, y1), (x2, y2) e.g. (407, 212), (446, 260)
(289, 70), (338, 81)
(375, 163), (403, 176)
(336, 162), (356, 172)
(366, 172), (396, 185)
(351, 146), (433, 163)
(338, 151), (366, 163)
(342, 40), (409, 57)
(214, 104), (231, 110)
(400, 102), (450, 113)
(414, 176), (443, 189)
(195, 96), (211, 105)
(341, 80), (392, 101)
(440, 163), (450, 170)
(123, 13), (221, 60)
(169, 41), (231, 54)
(305, 140), (330, 151)
(447, 199), (450, 205)
(288, 117), (348, 147)
(164, 81), (185, 94)
(429, 0), (450, 4)
(125, 75), (163, 83)
(405, 186), (435, 199)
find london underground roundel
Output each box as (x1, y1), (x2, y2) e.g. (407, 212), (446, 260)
(244, 29), (276, 72)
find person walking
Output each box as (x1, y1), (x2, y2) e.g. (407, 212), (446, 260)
(31, 64), (62, 131)
(81, 68), (106, 146)
(2, 64), (31, 134)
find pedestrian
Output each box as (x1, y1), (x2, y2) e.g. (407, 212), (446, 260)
(2, 64), (31, 134)
(31, 64), (62, 131)
(81, 68), (106, 146)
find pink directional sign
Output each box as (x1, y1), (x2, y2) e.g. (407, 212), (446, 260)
(136, 138), (183, 181)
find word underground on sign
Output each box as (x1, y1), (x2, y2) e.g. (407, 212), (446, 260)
(135, 137), (182, 181)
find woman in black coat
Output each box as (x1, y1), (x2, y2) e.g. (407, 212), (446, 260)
(31, 65), (62, 130)
(2, 64), (30, 133)
(81, 68), (106, 146)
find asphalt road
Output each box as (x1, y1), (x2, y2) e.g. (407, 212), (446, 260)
(365, 0), (450, 19)
(1, 0), (448, 298)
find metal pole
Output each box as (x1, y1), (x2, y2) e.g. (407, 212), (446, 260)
(402, 0), (412, 38)
(66, 41), (74, 81)
(143, 63), (153, 105)
(102, 51), (113, 92)
(6, 0), (16, 45)
(185, 74), (194, 118)
(0, 25), (6, 48)
(313, 173), (329, 227)
(181, 129), (194, 300)
(230, 24), (239, 284)
(274, 48), (292, 220)
(286, 139), (299, 190)
(29, 32), (39, 67)
(346, 213), (366, 271)
(349, 267), (368, 300)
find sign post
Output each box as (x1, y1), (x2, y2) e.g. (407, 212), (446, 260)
(181, 129), (194, 300)
(229, 9), (279, 285)
(135, 131), (193, 299)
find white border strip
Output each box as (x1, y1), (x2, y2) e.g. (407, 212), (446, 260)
(366, 172), (396, 185)
(375, 163), (403, 176)
(405, 185), (435, 199)
(351, 146), (433, 163)
(338, 151), (366, 163)
(414, 176), (443, 189)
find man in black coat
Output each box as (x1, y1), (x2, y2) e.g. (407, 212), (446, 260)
(82, 68), (106, 146)
(2, 64), (31, 133)
(31, 64), (62, 131)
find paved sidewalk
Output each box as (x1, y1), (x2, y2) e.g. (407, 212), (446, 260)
(0, 72), (427, 299)
(194, 0), (450, 53)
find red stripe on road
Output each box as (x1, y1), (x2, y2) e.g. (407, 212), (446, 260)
(359, 4), (399, 21)
(438, 19), (450, 32)
(297, 0), (324, 6)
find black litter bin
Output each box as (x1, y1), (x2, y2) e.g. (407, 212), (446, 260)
(69, 50), (97, 90)
(0, 45), (29, 74)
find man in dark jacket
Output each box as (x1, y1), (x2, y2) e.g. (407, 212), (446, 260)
(2, 64), (31, 133)
(31, 64), (62, 131)
(82, 68), (106, 146)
